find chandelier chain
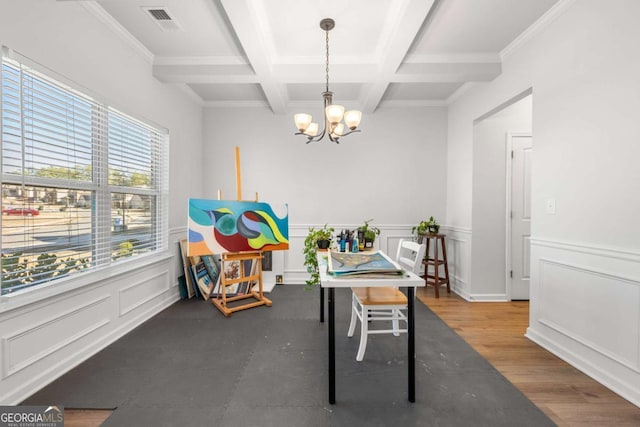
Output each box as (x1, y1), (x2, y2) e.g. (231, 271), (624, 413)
(325, 28), (330, 93)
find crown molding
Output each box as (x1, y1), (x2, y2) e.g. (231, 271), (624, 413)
(445, 82), (478, 106)
(81, 1), (154, 64)
(176, 84), (204, 106)
(500, 0), (577, 61)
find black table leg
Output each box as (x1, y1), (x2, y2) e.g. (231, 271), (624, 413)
(328, 287), (335, 404)
(408, 286), (415, 402)
(320, 286), (324, 323)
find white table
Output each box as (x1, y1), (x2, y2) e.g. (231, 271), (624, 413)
(317, 250), (424, 404)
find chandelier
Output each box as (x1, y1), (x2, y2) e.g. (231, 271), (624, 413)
(293, 18), (362, 144)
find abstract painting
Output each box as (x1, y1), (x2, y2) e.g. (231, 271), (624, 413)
(188, 199), (289, 256)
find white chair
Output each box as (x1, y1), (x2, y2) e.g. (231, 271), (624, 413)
(347, 239), (426, 361)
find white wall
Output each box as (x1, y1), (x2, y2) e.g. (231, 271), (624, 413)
(470, 96), (532, 299)
(203, 106), (447, 224)
(0, 0), (203, 404)
(203, 106), (449, 281)
(447, 0), (640, 406)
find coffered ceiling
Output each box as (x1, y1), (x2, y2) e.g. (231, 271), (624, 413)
(86, 0), (560, 112)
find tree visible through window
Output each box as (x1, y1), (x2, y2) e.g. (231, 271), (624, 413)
(1, 51), (168, 295)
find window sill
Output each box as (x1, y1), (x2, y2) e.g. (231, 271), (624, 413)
(0, 251), (173, 315)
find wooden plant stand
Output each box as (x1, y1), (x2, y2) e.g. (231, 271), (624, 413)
(422, 233), (451, 298)
(211, 250), (272, 317)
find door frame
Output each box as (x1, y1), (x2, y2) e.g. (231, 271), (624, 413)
(505, 132), (532, 300)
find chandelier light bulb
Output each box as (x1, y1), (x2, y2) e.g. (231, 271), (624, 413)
(344, 110), (362, 130)
(325, 104), (345, 125)
(332, 123), (344, 138)
(305, 122), (319, 137)
(294, 113), (312, 132)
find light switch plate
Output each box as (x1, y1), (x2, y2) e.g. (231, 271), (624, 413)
(546, 198), (556, 214)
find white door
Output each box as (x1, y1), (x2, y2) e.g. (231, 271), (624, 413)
(509, 135), (532, 300)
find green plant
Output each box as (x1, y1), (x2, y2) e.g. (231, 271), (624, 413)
(1, 252), (90, 294)
(1, 253), (27, 290)
(359, 219), (380, 242)
(113, 240), (135, 260)
(411, 220), (430, 239)
(412, 216), (439, 239)
(427, 216), (439, 233)
(303, 224), (335, 289)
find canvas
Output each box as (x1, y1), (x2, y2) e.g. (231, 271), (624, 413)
(188, 199), (289, 255)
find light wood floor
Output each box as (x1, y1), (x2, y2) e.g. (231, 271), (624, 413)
(417, 286), (640, 426)
(66, 288), (640, 426)
(64, 409), (111, 427)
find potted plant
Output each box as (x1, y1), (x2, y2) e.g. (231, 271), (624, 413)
(358, 219), (380, 249)
(303, 224), (334, 289)
(427, 216), (440, 234)
(411, 220), (430, 242)
(412, 216), (439, 241)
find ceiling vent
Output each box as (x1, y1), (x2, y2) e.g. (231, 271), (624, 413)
(141, 7), (182, 32)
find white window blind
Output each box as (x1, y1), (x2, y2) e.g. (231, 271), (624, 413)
(1, 49), (168, 295)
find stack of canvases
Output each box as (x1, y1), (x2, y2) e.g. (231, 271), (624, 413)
(178, 239), (258, 300)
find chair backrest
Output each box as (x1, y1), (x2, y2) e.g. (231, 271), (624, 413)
(394, 239), (426, 274)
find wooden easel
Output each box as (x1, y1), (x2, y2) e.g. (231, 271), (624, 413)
(211, 146), (272, 316)
(212, 250), (272, 316)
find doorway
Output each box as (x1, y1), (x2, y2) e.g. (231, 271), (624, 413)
(506, 133), (532, 300)
(470, 91), (532, 300)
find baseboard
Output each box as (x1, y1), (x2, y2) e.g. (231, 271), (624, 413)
(526, 327), (640, 408)
(466, 293), (509, 302)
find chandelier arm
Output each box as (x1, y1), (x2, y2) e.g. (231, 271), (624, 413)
(296, 127), (328, 143)
(336, 129), (361, 137)
(309, 128), (327, 143)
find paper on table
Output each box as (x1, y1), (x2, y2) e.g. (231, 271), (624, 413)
(327, 250), (403, 276)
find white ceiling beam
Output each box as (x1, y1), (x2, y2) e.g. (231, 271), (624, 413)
(361, 0), (436, 113)
(153, 65), (257, 84)
(393, 63), (502, 83)
(219, 0), (287, 113)
(153, 73), (259, 84)
(152, 60), (499, 85)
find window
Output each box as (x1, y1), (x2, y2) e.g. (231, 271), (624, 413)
(1, 49), (169, 295)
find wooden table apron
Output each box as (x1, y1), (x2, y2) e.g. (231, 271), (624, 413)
(317, 252), (424, 404)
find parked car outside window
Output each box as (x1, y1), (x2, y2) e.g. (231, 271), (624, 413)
(2, 207), (40, 216)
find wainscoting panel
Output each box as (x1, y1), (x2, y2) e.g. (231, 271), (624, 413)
(2, 295), (111, 378)
(119, 270), (170, 317)
(0, 233), (181, 405)
(441, 226), (472, 300)
(538, 259), (639, 369)
(283, 225), (308, 284)
(527, 238), (640, 407)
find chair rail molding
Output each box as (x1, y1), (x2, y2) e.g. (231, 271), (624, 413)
(526, 237), (640, 407)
